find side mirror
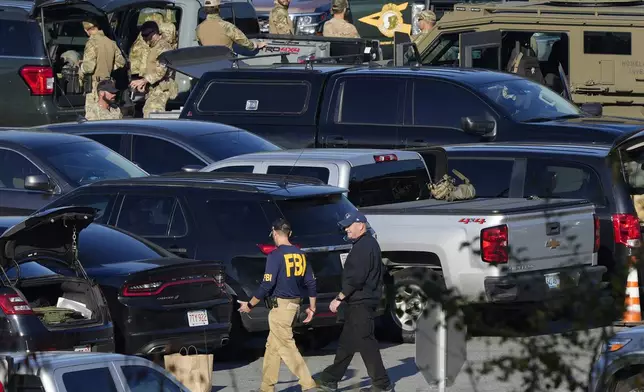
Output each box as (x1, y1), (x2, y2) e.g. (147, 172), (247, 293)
(461, 116), (497, 138)
(24, 174), (53, 192)
(580, 102), (603, 117)
(181, 165), (205, 173)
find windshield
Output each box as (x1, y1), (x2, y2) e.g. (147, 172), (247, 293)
(196, 131), (282, 161)
(476, 78), (582, 123)
(35, 141), (148, 187)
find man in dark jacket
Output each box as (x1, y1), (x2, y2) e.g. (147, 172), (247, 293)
(315, 211), (394, 392)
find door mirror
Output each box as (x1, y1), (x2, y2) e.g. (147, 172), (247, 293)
(461, 116), (496, 138)
(181, 165), (205, 173)
(580, 102), (603, 117)
(24, 174), (52, 192)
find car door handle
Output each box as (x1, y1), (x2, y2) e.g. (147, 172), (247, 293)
(166, 246), (188, 256)
(326, 135), (348, 147)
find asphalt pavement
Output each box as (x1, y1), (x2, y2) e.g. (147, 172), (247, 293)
(210, 325), (619, 392)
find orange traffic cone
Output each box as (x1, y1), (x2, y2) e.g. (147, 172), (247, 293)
(623, 266), (642, 323)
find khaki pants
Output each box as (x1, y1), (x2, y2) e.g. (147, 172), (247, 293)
(260, 298), (316, 392)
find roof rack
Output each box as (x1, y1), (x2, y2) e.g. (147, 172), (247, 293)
(160, 171), (326, 186)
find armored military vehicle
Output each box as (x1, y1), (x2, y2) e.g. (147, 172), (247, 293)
(415, 0), (644, 118)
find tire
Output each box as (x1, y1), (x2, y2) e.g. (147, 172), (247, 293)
(614, 373), (644, 392)
(379, 267), (445, 344)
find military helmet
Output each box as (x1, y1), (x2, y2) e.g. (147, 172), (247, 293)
(417, 10), (436, 22)
(331, 0), (348, 13)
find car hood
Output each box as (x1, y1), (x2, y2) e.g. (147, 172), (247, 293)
(253, 0), (330, 14)
(0, 206), (95, 274)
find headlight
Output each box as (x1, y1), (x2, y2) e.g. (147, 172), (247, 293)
(411, 3), (426, 36)
(298, 15), (314, 25)
(604, 338), (632, 352)
(295, 14), (321, 35)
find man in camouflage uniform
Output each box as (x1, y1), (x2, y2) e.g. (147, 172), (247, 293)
(322, 0), (359, 38)
(129, 21), (178, 118)
(269, 0), (294, 35)
(411, 10), (436, 54)
(129, 12), (177, 77)
(196, 0), (267, 50)
(85, 79), (123, 120)
(78, 19), (126, 117)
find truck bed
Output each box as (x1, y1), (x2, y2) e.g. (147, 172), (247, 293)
(360, 197), (591, 216)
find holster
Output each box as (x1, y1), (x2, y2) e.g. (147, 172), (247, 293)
(264, 296), (278, 309)
(82, 74), (93, 94)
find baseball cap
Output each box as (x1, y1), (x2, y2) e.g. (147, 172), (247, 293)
(269, 218), (292, 237)
(418, 10), (437, 22)
(97, 79), (118, 94)
(331, 0), (348, 12)
(338, 210), (368, 228)
(140, 21), (160, 39)
(204, 0), (221, 7)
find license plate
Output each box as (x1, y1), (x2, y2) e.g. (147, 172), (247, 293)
(545, 273), (561, 289)
(187, 310), (209, 327)
(74, 345), (91, 352)
(340, 253), (349, 268)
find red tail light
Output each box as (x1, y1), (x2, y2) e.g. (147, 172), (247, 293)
(594, 214), (600, 253)
(257, 243), (300, 255)
(481, 224), (508, 264)
(611, 214), (641, 248)
(122, 277), (217, 297)
(373, 154), (398, 163)
(0, 293), (34, 315)
(19, 65), (54, 95)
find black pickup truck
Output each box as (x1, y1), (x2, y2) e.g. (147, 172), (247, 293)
(161, 44), (644, 149)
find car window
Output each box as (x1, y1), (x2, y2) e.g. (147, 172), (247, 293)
(0, 149), (45, 190)
(523, 159), (604, 205)
(132, 136), (205, 175)
(0, 20), (46, 57)
(193, 131), (281, 161)
(348, 159), (431, 207)
(120, 365), (181, 392)
(83, 134), (123, 153)
(413, 80), (495, 129)
(116, 195), (188, 237)
(336, 78), (401, 125)
(447, 158), (514, 198)
(583, 31), (631, 55)
(422, 32), (462, 66)
(197, 81), (310, 114)
(35, 140), (147, 187)
(46, 193), (117, 224)
(210, 165), (255, 173)
(62, 367), (118, 392)
(266, 165), (330, 183)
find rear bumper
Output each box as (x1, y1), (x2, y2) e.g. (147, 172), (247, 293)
(484, 265), (607, 303)
(126, 323), (231, 355)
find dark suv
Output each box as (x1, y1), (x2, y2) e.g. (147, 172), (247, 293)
(39, 172), (366, 349)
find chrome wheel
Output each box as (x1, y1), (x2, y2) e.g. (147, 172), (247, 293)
(392, 283), (426, 332)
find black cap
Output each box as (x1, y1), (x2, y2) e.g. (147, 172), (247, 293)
(269, 218), (291, 236)
(140, 21), (159, 39)
(97, 79), (118, 94)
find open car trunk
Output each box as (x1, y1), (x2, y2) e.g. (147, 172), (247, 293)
(613, 130), (644, 233)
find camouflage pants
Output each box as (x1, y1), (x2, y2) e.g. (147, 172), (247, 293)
(142, 86), (171, 118)
(84, 82), (99, 119)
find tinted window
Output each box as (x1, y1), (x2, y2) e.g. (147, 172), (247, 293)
(0, 20), (45, 57)
(121, 365), (181, 392)
(194, 131), (281, 161)
(413, 80), (493, 128)
(423, 33), (460, 66)
(35, 141), (147, 186)
(62, 368), (118, 392)
(84, 134), (123, 153)
(116, 195), (188, 237)
(471, 46), (500, 69)
(584, 31), (631, 55)
(348, 159), (431, 207)
(211, 165), (255, 173)
(524, 159), (604, 205)
(198, 81), (310, 114)
(132, 136), (204, 175)
(267, 165), (330, 183)
(49, 193), (117, 224)
(337, 78), (401, 125)
(0, 149), (44, 190)
(275, 195), (356, 237)
(447, 158), (514, 198)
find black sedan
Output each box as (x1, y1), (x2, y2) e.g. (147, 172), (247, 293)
(0, 206), (233, 356)
(33, 119), (282, 175)
(0, 130), (148, 216)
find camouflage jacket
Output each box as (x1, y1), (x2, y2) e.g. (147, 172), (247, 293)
(322, 18), (359, 38)
(79, 31), (125, 80)
(269, 3), (294, 35)
(129, 17), (177, 75)
(197, 14), (255, 50)
(85, 104), (123, 121)
(144, 37), (174, 85)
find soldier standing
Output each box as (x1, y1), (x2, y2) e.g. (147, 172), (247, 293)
(128, 21), (178, 118)
(322, 0), (360, 38)
(196, 0), (267, 50)
(85, 80), (123, 121)
(129, 12), (177, 78)
(269, 0), (294, 35)
(238, 218), (318, 392)
(78, 19), (125, 118)
(411, 10), (436, 54)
